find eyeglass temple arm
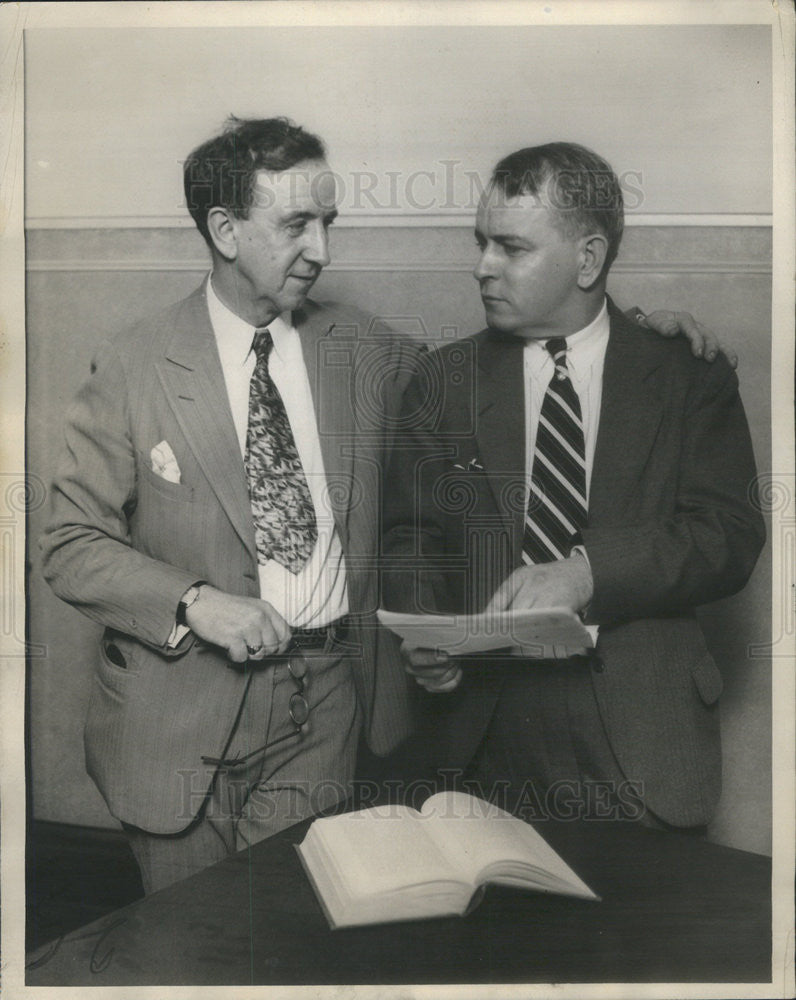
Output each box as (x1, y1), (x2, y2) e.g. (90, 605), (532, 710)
(201, 726), (302, 768)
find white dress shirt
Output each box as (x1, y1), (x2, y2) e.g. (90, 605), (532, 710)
(206, 276), (348, 628)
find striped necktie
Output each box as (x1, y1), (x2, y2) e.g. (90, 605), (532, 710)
(522, 337), (587, 564)
(245, 327), (317, 574)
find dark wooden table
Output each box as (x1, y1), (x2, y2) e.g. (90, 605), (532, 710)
(26, 816), (770, 986)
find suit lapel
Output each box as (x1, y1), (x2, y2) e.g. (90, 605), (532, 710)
(475, 332), (527, 554)
(589, 303), (665, 526)
(295, 302), (354, 544)
(155, 285), (257, 558)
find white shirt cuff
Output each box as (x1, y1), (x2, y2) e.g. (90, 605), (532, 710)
(571, 543), (591, 569)
(571, 545), (599, 640)
(167, 622), (191, 648)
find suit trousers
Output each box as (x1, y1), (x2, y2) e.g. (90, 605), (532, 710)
(124, 637), (361, 894)
(466, 657), (647, 824)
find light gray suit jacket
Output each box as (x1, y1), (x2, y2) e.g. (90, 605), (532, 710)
(42, 283), (422, 833)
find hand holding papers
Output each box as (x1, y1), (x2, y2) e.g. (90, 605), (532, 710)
(377, 607), (596, 660)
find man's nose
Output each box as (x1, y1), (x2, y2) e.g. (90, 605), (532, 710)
(473, 245), (497, 283)
(303, 222), (331, 268)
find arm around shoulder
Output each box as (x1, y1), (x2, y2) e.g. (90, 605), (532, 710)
(381, 349), (454, 615)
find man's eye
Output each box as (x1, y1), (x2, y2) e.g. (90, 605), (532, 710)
(286, 221), (306, 235)
(503, 245), (524, 256)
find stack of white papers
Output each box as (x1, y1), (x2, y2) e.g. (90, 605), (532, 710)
(377, 608), (597, 660)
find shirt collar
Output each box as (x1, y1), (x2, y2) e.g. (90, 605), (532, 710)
(206, 273), (294, 366)
(524, 297), (609, 382)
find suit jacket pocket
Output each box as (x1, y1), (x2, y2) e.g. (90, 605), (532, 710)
(690, 651), (723, 705)
(97, 634), (138, 696)
(137, 454), (195, 502)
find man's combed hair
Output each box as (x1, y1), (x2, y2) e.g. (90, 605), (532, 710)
(184, 116), (326, 246)
(492, 142), (625, 273)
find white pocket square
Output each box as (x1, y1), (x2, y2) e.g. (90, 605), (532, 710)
(150, 441), (181, 484)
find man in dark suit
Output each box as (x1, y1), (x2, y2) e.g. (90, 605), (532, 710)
(382, 142), (764, 829)
(42, 120), (736, 891)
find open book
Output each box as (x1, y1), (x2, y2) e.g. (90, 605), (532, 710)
(377, 607), (597, 659)
(297, 791), (598, 929)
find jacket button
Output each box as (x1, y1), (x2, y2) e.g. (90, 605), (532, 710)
(590, 654), (604, 673)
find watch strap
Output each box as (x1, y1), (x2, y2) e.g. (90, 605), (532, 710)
(176, 581), (207, 626)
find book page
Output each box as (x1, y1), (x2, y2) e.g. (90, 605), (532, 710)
(309, 804), (466, 898)
(420, 792), (596, 898)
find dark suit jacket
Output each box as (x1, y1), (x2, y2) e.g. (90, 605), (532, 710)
(382, 301), (764, 826)
(42, 284), (422, 834)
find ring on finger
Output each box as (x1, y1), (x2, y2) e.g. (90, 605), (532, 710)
(247, 643), (263, 656)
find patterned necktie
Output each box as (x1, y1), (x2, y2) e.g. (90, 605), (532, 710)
(245, 327), (317, 574)
(523, 337), (587, 564)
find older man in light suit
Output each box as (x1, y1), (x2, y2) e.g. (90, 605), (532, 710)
(42, 119), (733, 892)
(383, 142), (764, 830)
(41, 117), (424, 892)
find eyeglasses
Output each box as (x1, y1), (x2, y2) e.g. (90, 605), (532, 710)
(201, 652), (310, 769)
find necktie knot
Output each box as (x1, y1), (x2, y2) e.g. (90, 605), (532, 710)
(546, 337), (568, 363)
(251, 327), (273, 364)
(546, 337), (570, 381)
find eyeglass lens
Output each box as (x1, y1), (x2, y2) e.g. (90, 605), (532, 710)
(288, 653), (309, 728)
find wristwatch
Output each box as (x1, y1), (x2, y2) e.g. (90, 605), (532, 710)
(176, 582), (205, 626)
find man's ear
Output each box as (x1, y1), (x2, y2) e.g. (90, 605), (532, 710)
(206, 207), (238, 262)
(576, 233), (608, 289)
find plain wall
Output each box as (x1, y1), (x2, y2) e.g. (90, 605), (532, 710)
(24, 24), (773, 855)
(25, 25), (771, 221)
